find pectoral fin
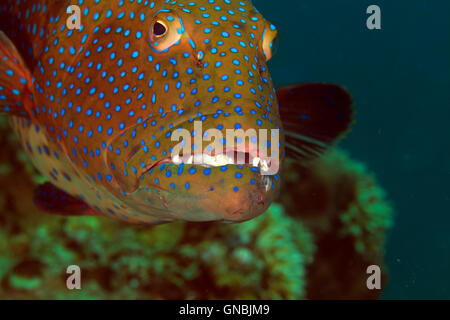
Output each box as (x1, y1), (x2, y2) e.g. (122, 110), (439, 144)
(34, 182), (97, 217)
(277, 83), (354, 160)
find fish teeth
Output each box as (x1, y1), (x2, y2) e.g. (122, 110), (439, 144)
(259, 159), (270, 173)
(172, 155), (181, 165)
(171, 153), (271, 173)
(185, 155), (194, 165)
(252, 156), (261, 168)
(206, 154), (234, 166)
(194, 154), (204, 164)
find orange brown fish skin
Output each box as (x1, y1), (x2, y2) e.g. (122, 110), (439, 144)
(1, 0), (283, 224)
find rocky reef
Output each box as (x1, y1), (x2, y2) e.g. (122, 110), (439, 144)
(0, 116), (393, 299)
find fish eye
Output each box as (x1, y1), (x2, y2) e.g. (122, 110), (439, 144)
(149, 11), (183, 52)
(261, 23), (279, 61)
(153, 21), (167, 37)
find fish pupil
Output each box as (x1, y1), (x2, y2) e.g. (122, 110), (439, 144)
(153, 21), (167, 37)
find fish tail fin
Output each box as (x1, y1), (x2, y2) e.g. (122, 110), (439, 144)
(0, 31), (34, 118)
(277, 83), (354, 161)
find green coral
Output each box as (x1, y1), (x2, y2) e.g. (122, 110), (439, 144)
(339, 168), (393, 260)
(0, 204), (314, 300)
(281, 149), (393, 260)
(279, 150), (393, 299)
(318, 150), (393, 261)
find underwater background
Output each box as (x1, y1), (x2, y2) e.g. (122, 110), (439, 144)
(257, 0), (449, 299)
(0, 0), (448, 299)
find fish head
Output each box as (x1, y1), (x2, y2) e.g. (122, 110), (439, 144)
(40, 0), (282, 223)
(106, 0), (283, 223)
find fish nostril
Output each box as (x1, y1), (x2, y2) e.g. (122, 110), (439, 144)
(196, 59), (204, 68)
(258, 63), (265, 75)
(195, 51), (205, 68)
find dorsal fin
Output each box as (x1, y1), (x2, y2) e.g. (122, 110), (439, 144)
(277, 83), (354, 160)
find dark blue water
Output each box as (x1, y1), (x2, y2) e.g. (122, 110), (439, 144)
(257, 0), (450, 299)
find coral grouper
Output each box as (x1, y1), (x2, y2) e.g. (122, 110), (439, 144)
(0, 0), (353, 224)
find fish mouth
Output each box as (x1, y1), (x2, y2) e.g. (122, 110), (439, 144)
(143, 147), (274, 177)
